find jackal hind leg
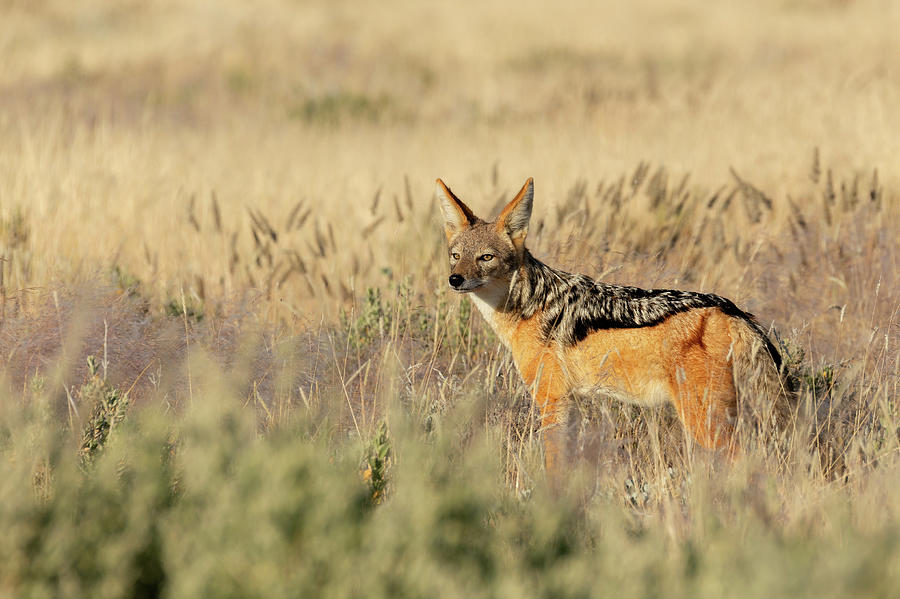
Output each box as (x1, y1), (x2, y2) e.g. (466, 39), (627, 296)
(671, 350), (739, 457)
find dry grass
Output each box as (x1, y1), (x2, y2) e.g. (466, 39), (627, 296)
(2, 0), (899, 313)
(0, 1), (899, 596)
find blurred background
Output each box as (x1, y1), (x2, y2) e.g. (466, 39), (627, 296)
(2, 0), (898, 316)
(0, 0), (900, 284)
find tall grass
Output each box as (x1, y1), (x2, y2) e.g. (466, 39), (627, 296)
(0, 307), (898, 597)
(0, 176), (896, 594)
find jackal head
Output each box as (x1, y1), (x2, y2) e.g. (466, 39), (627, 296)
(435, 178), (533, 296)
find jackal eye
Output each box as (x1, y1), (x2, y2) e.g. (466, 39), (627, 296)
(479, 253), (494, 262)
(450, 252), (460, 260)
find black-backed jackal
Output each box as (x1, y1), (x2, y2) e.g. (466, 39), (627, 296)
(436, 177), (794, 469)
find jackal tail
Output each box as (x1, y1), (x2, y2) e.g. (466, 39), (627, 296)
(729, 317), (796, 439)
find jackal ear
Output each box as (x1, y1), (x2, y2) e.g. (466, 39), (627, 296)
(496, 178), (533, 248)
(436, 179), (478, 242)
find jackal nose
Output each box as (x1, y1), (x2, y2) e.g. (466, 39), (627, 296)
(448, 274), (464, 288)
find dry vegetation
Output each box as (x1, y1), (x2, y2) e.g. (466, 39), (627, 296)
(0, 0), (899, 596)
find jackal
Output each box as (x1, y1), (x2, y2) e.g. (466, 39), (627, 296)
(436, 177), (794, 469)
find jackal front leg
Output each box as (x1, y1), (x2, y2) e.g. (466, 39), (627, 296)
(525, 355), (572, 479)
(539, 397), (576, 478)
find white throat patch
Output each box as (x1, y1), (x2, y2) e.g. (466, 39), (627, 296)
(469, 279), (511, 330)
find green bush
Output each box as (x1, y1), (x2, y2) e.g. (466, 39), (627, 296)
(1, 379), (899, 598)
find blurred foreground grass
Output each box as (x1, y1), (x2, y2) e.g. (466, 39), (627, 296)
(0, 238), (897, 596)
(2, 350), (899, 598)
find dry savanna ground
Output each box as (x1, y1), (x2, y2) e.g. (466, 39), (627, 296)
(0, 1), (899, 597)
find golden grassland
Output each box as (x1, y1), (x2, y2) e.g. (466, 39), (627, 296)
(0, 1), (899, 596)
